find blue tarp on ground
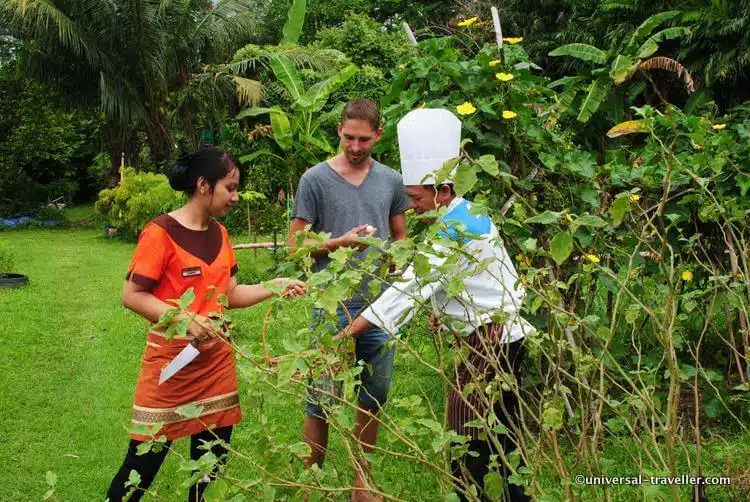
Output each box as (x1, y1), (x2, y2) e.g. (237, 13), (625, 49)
(0, 213), (61, 228)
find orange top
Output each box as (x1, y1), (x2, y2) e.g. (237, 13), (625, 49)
(126, 214), (238, 317)
(125, 214), (242, 441)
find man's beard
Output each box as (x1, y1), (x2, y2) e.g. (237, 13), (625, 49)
(345, 150), (370, 165)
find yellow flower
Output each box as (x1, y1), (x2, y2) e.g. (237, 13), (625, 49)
(495, 72), (514, 82)
(489, 59), (501, 67)
(584, 254), (601, 264)
(457, 17), (478, 27)
(565, 214), (573, 222)
(398, 64), (406, 70)
(505, 37), (523, 44)
(712, 123), (727, 130)
(502, 110), (517, 119)
(628, 194), (641, 203)
(694, 143), (703, 150)
(682, 270), (693, 281)
(456, 102), (477, 116)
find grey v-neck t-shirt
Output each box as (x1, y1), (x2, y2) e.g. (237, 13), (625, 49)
(292, 160), (410, 305)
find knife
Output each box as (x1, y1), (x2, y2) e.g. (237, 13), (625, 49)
(159, 340), (200, 385)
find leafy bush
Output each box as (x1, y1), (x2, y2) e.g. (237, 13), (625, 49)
(314, 13), (409, 71)
(95, 168), (184, 239)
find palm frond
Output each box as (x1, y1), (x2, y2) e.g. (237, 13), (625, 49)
(233, 76), (265, 106)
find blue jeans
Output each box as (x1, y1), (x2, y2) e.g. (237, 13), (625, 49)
(304, 303), (395, 418)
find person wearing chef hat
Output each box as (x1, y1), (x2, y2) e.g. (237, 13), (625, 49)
(334, 108), (534, 501)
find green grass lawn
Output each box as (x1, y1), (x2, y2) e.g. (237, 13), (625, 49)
(0, 224), (443, 501)
(1, 221), (748, 501)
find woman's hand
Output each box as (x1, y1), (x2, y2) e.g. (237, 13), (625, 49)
(271, 278), (308, 299)
(185, 314), (220, 342)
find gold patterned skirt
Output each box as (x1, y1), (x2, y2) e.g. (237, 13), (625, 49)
(129, 332), (241, 441)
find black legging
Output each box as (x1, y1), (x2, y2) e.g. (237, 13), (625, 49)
(107, 426), (232, 502)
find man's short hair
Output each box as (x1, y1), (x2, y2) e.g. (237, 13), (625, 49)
(341, 99), (381, 130)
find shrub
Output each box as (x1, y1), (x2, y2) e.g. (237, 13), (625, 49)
(95, 168), (184, 239)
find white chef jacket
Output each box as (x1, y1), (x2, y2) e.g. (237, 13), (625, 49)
(361, 197), (534, 343)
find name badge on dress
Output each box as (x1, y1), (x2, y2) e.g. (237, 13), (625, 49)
(182, 266), (202, 277)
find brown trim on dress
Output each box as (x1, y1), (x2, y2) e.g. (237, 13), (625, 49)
(132, 392), (240, 425)
(126, 271), (159, 290)
(152, 214), (223, 265)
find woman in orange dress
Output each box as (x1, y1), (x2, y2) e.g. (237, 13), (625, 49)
(107, 147), (305, 501)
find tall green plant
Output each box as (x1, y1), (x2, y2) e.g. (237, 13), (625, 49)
(548, 11), (693, 123)
(236, 56), (356, 172)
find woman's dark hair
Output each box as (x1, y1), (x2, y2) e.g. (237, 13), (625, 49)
(168, 147), (239, 196)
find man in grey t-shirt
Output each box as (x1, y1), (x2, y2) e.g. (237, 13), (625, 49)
(289, 99), (409, 500)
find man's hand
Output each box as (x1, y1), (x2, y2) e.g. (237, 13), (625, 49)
(333, 316), (375, 341)
(332, 327), (349, 342)
(330, 224), (377, 250)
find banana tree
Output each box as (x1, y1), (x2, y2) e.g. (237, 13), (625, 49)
(548, 11), (694, 123)
(236, 55), (356, 168)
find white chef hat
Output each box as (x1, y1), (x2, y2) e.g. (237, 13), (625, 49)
(397, 108), (462, 186)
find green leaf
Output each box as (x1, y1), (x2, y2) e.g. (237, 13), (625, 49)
(484, 471), (505, 499)
(525, 211), (561, 225)
(415, 418), (443, 433)
(179, 288), (196, 310)
(549, 232), (574, 265)
(548, 76), (583, 89)
(636, 27), (691, 59)
(288, 441), (313, 459)
(297, 65), (357, 112)
(281, 0), (307, 44)
(626, 11), (681, 51)
(539, 152), (560, 170)
(268, 56), (304, 101)
(521, 238), (537, 252)
(609, 55), (637, 84)
(735, 173), (750, 197)
(609, 196), (630, 226)
(126, 469), (142, 487)
(203, 479), (229, 502)
(453, 163), (478, 196)
(239, 150), (274, 164)
(549, 43), (608, 65)
(571, 214), (608, 231)
(383, 72), (407, 106)
(277, 357), (305, 386)
(235, 107), (276, 120)
(476, 155), (499, 175)
(269, 107), (293, 150)
(413, 253), (431, 278)
(577, 76), (610, 123)
(176, 404), (204, 419)
(564, 151), (596, 179)
(542, 405), (564, 431)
